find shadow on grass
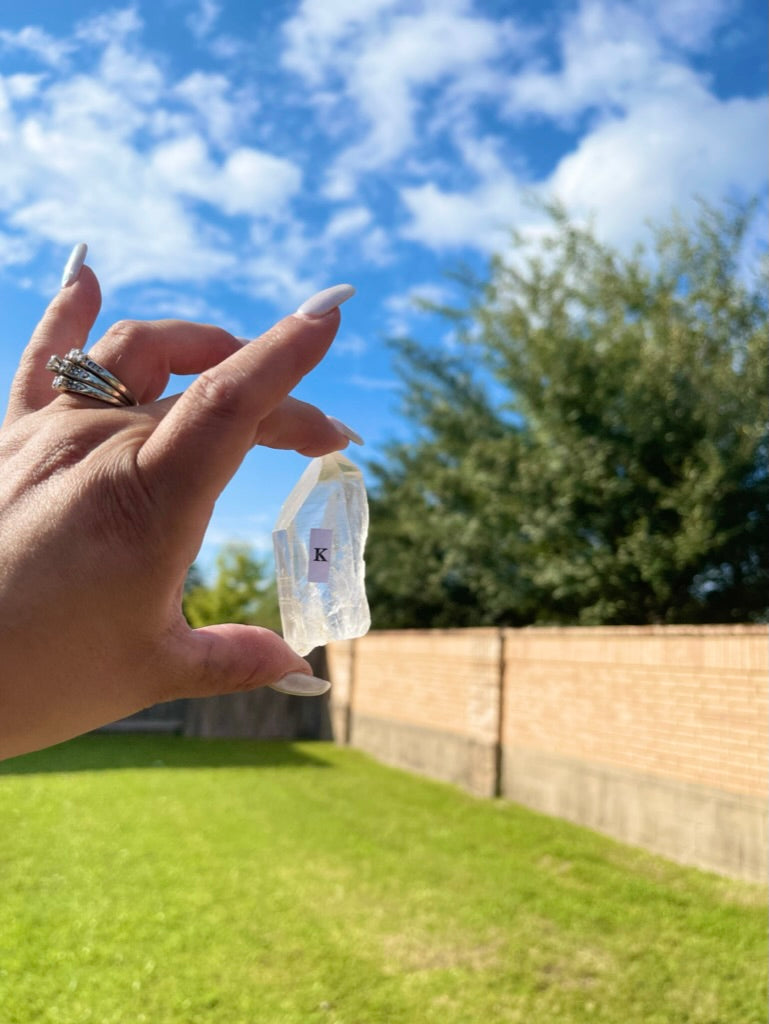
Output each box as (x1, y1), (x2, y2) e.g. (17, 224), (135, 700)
(0, 734), (334, 776)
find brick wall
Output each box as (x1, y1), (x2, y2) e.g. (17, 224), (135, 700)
(327, 625), (768, 882)
(501, 626), (767, 797)
(327, 629), (502, 795)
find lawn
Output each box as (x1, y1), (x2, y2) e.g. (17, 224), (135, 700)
(0, 736), (765, 1024)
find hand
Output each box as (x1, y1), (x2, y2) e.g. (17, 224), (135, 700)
(0, 247), (358, 759)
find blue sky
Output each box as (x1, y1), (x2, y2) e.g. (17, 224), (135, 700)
(0, 0), (766, 574)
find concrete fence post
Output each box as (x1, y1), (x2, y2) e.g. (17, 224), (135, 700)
(344, 637), (357, 745)
(493, 628), (506, 798)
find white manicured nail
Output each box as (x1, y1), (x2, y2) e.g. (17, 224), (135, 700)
(295, 283), (355, 319)
(270, 673), (331, 697)
(328, 416), (364, 446)
(61, 243), (88, 288)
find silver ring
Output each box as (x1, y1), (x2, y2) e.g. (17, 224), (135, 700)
(46, 349), (138, 406)
(50, 375), (132, 406)
(47, 356), (131, 404)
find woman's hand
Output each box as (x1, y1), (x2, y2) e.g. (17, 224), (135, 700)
(0, 247), (358, 759)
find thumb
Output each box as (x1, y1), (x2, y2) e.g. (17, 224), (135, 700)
(180, 623), (331, 698)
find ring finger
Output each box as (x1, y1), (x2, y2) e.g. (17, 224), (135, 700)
(79, 318), (243, 406)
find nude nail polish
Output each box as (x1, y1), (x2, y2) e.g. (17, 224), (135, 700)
(61, 243), (88, 288)
(270, 673), (331, 697)
(295, 283), (355, 319)
(327, 416), (364, 446)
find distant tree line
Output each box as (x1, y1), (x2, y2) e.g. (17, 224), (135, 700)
(184, 543), (280, 633)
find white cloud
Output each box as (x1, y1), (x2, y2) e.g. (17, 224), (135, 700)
(0, 0), (764, 321)
(151, 136), (302, 217)
(644, 0), (734, 50)
(0, 229), (36, 270)
(347, 373), (400, 391)
(401, 80), (767, 258)
(338, 9), (504, 171)
(384, 281), (457, 335)
(184, 0), (244, 61)
(324, 205), (372, 239)
(359, 226), (394, 266)
(506, 0), (704, 122)
(386, 282), (454, 315)
(332, 332), (368, 357)
(397, 0), (766, 258)
(2, 73), (46, 101)
(221, 149), (303, 215)
(281, 0), (402, 85)
(283, 0), (519, 195)
(400, 173), (526, 252)
(96, 41), (164, 104)
(321, 204), (393, 265)
(0, 13), (305, 301)
(207, 34), (246, 60)
(132, 286), (243, 334)
(75, 7), (143, 46)
(173, 72), (257, 146)
(547, 93), (768, 248)
(186, 0), (222, 40)
(0, 26), (72, 67)
(241, 237), (319, 309)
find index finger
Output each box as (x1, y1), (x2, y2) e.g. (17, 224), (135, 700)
(137, 286), (354, 516)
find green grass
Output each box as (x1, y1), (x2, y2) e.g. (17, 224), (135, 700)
(0, 736), (765, 1024)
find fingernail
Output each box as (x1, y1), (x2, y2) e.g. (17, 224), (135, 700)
(270, 673), (331, 697)
(295, 283), (355, 319)
(327, 416), (364, 446)
(61, 242), (88, 288)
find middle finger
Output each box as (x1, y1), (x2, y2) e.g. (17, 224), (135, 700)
(82, 319), (243, 406)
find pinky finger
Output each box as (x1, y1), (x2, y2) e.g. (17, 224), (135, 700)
(254, 396), (362, 455)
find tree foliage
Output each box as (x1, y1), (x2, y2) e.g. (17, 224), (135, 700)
(183, 543), (281, 633)
(366, 202), (768, 627)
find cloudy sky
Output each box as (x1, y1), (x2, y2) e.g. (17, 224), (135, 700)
(0, 0), (766, 569)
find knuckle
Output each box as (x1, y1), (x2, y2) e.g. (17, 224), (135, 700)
(192, 366), (251, 424)
(105, 319), (144, 346)
(99, 320), (151, 365)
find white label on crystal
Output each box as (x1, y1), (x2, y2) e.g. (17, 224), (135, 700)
(308, 528), (333, 582)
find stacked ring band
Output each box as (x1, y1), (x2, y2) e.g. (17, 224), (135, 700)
(46, 349), (138, 407)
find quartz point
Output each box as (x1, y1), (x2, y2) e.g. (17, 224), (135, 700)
(273, 452), (371, 656)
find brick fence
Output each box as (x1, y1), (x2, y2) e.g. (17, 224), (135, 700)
(326, 626), (767, 883)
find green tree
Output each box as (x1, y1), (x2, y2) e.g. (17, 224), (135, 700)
(183, 543), (281, 633)
(366, 202), (768, 627)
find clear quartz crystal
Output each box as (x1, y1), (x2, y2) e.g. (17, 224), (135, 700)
(273, 452), (371, 656)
